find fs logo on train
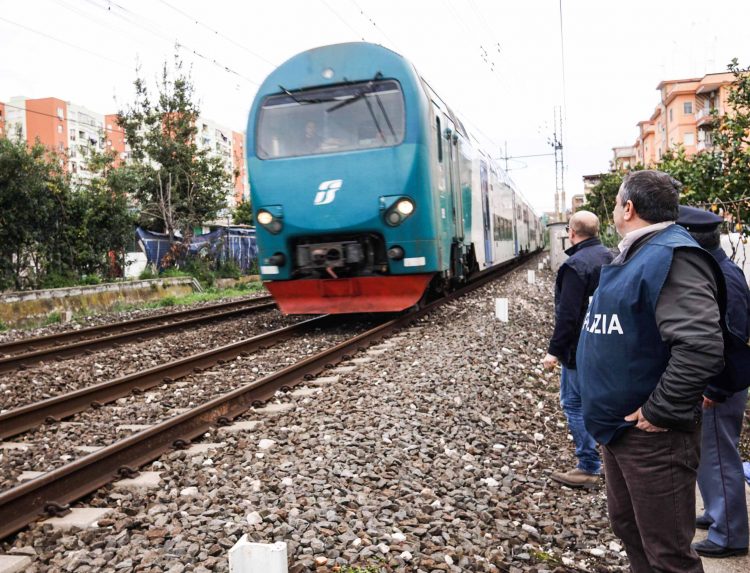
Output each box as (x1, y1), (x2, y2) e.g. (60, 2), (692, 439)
(314, 180), (343, 205)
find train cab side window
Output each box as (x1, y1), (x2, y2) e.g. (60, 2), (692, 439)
(436, 117), (442, 162)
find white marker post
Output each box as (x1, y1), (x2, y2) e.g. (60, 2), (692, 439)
(495, 298), (509, 322)
(229, 537), (288, 573)
(527, 270), (536, 284)
(537, 262), (544, 271)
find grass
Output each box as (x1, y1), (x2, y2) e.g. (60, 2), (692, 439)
(43, 311), (62, 326)
(0, 320), (8, 333)
(111, 281), (265, 313)
(334, 566), (382, 573)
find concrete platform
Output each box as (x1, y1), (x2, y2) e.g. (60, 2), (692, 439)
(116, 424), (151, 432)
(113, 471), (162, 491)
(330, 365), (357, 373)
(365, 348), (388, 356)
(0, 442), (30, 451)
(254, 402), (294, 415)
(184, 442), (226, 455)
(290, 387), (320, 398)
(695, 485), (750, 572)
(75, 445), (103, 454)
(218, 420), (261, 434)
(43, 507), (113, 531)
(16, 471), (45, 482)
(0, 555), (32, 573)
(312, 376), (340, 386)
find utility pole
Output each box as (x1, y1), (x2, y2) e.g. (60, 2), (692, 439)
(549, 107), (565, 221)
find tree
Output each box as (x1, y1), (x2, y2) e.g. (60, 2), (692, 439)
(0, 133), (70, 289)
(232, 200), (253, 225)
(68, 145), (137, 278)
(711, 58), (750, 204)
(118, 56), (230, 245)
(657, 147), (724, 204)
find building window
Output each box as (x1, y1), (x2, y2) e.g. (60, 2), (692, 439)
(683, 132), (695, 146)
(683, 101), (693, 114)
(57, 125), (63, 134)
(57, 107), (64, 120)
(669, 108), (673, 122)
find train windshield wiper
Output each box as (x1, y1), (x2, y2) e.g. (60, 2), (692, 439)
(278, 85), (336, 105)
(327, 74), (396, 141)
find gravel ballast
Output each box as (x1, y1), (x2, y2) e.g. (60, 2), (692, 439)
(2, 261), (631, 572)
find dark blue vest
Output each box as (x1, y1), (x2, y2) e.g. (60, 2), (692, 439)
(577, 225), (703, 445)
(710, 247), (750, 394)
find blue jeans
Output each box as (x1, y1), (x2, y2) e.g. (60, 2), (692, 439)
(560, 366), (601, 475)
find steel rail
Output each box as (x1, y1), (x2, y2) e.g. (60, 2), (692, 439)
(0, 254), (534, 540)
(0, 297), (276, 373)
(0, 315), (329, 440)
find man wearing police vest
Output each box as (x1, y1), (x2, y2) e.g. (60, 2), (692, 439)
(578, 170), (725, 573)
(677, 205), (749, 559)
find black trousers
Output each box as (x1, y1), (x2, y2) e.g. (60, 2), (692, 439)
(603, 426), (704, 573)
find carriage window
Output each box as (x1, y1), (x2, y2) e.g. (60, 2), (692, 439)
(436, 116), (442, 162)
(256, 80), (406, 159)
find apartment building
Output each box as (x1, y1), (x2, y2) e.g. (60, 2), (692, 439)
(1, 95), (248, 207)
(618, 71), (735, 168)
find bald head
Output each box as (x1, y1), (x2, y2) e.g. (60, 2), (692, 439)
(568, 211), (600, 242)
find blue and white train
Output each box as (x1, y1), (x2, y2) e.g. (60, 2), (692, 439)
(246, 42), (542, 314)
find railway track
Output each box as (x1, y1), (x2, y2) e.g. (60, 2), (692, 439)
(0, 295), (276, 373)
(0, 255), (531, 541)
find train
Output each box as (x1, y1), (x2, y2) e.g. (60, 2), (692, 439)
(246, 42), (542, 314)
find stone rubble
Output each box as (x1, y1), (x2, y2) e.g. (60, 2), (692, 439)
(1, 260), (630, 571)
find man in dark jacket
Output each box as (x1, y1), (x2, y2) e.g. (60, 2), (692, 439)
(577, 170), (725, 572)
(678, 205), (749, 559)
(543, 210), (613, 488)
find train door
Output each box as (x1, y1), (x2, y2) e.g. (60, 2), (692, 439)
(511, 192), (519, 256)
(479, 160), (492, 265)
(443, 119), (464, 240)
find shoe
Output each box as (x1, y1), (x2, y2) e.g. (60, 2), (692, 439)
(550, 468), (600, 489)
(691, 539), (749, 558)
(695, 515), (712, 530)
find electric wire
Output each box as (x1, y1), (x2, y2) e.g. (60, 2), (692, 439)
(349, 0), (402, 53)
(317, 0), (367, 41)
(0, 14), (131, 68)
(155, 0), (277, 68)
(80, 0), (261, 86)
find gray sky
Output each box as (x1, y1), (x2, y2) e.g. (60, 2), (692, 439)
(2, 0), (749, 213)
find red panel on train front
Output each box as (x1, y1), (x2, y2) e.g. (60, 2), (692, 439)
(265, 274), (435, 314)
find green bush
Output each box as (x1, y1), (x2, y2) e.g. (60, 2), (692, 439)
(44, 311), (62, 325)
(139, 266), (158, 280)
(216, 261), (241, 279)
(0, 320), (8, 332)
(158, 295), (177, 307)
(40, 272), (80, 289)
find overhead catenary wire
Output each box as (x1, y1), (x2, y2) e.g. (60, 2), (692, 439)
(317, 0), (367, 41)
(80, 0), (261, 86)
(0, 14), (131, 69)
(155, 0), (278, 68)
(349, 0), (402, 53)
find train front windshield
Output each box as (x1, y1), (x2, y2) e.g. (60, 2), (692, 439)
(256, 80), (405, 159)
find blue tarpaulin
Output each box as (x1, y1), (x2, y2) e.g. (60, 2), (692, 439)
(136, 226), (258, 272)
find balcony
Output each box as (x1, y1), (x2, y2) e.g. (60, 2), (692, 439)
(696, 107), (722, 128)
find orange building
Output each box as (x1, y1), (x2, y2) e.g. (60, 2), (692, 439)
(2, 95), (249, 209)
(231, 130), (249, 204)
(104, 113), (128, 166)
(617, 71), (736, 169)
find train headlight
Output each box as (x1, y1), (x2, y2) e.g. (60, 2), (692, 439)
(384, 197), (416, 227)
(395, 199), (414, 216)
(257, 210), (273, 225)
(257, 209), (283, 234)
